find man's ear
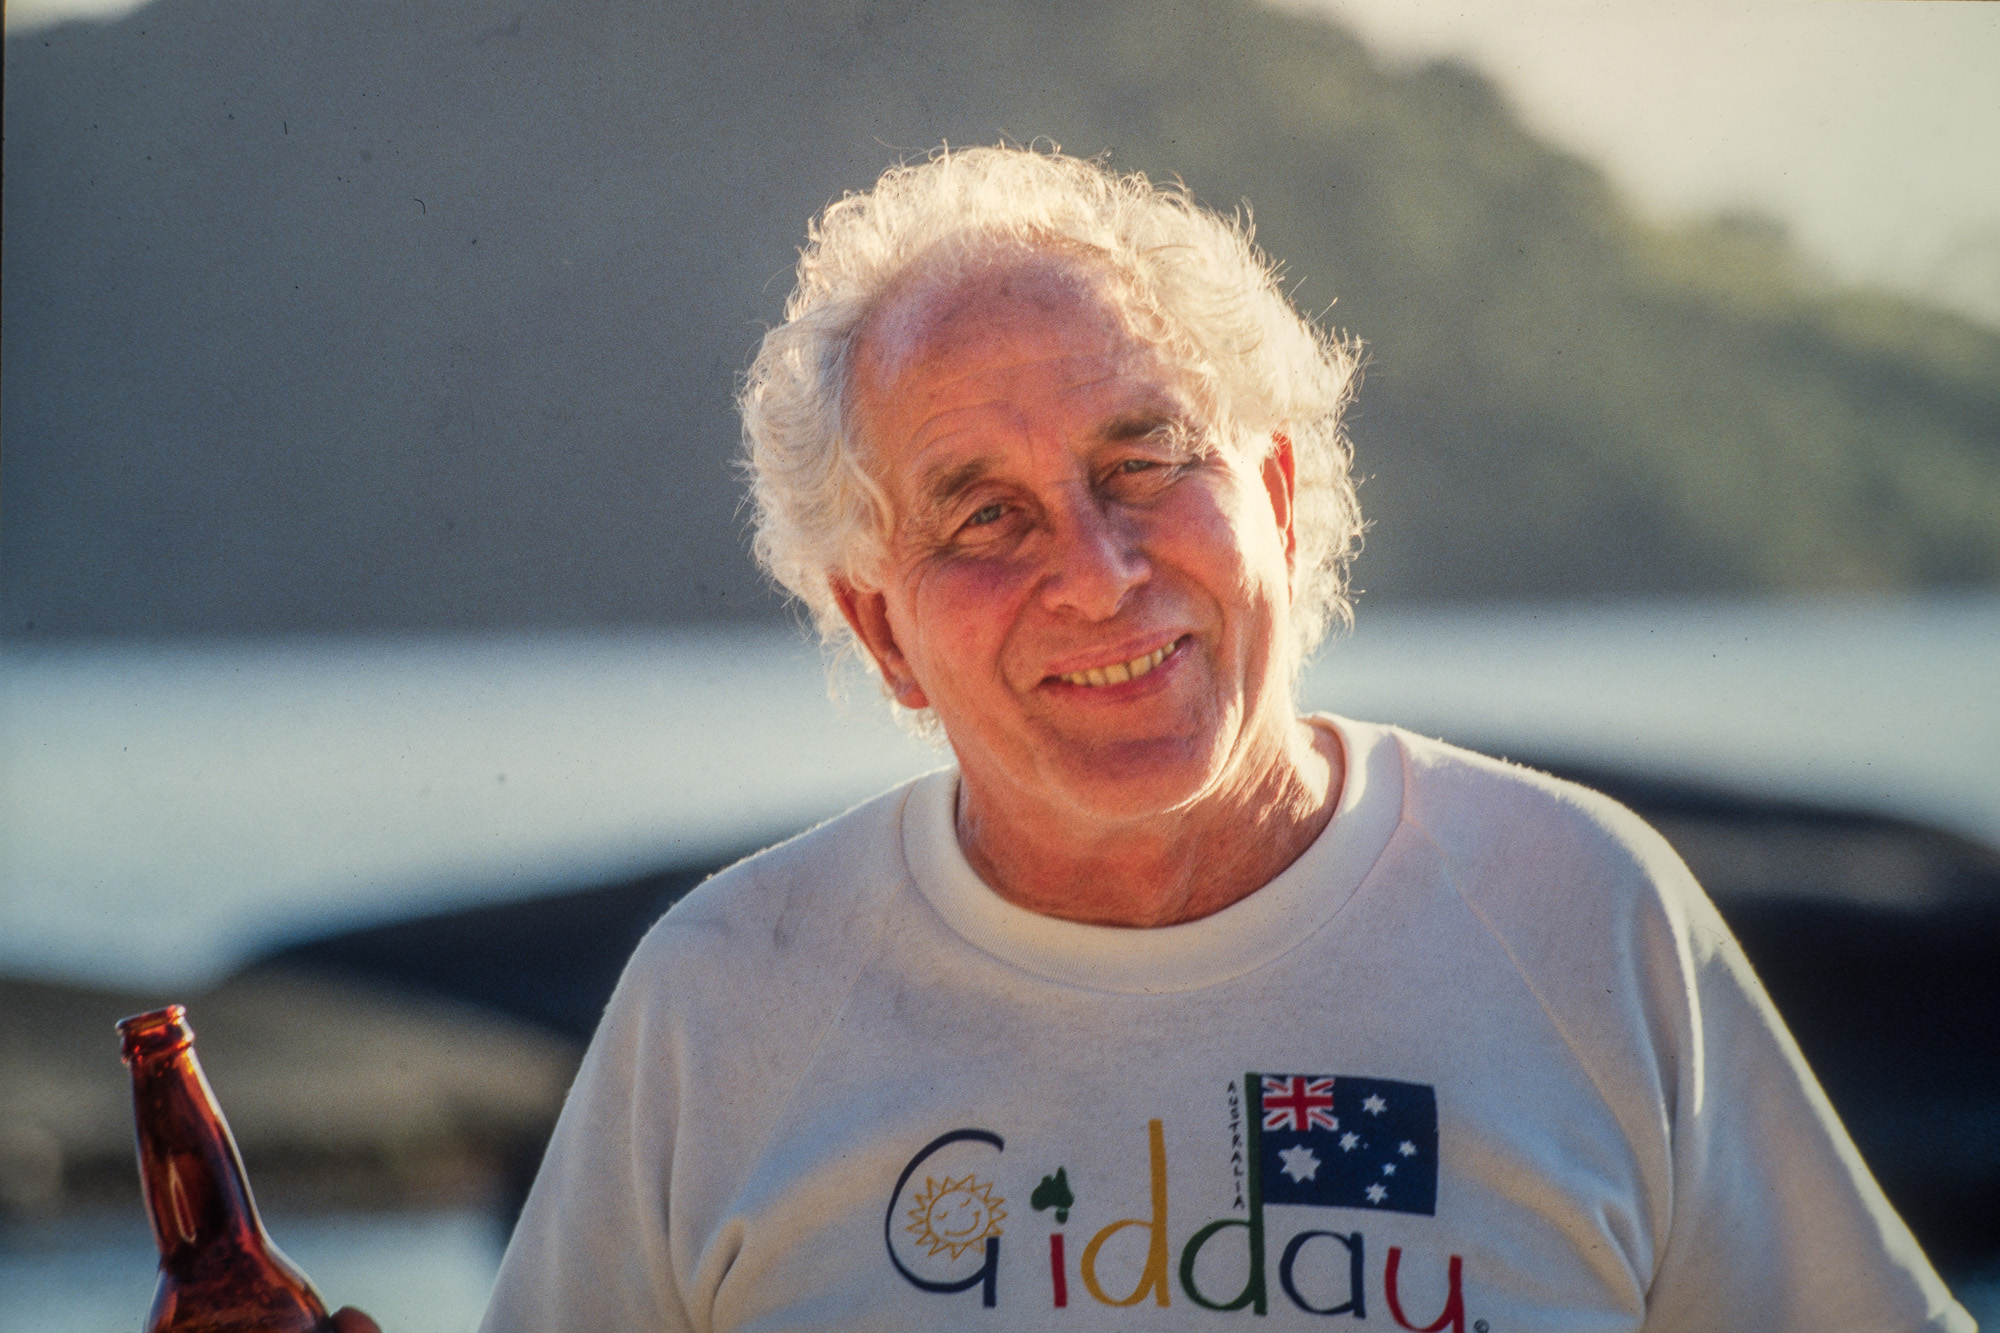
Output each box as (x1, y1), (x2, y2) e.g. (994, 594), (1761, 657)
(832, 576), (931, 710)
(1263, 430), (1299, 573)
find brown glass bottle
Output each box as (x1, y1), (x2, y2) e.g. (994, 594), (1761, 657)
(119, 1005), (334, 1333)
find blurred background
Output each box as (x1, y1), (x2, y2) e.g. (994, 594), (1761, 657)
(4, 0), (1997, 1326)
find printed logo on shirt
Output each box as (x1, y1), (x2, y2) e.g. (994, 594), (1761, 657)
(882, 1072), (1467, 1327)
(883, 1128), (1006, 1307)
(1257, 1073), (1438, 1216)
(906, 1173), (1007, 1259)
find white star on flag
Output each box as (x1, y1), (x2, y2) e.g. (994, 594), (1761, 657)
(1398, 1140), (1417, 1157)
(1339, 1131), (1360, 1151)
(1362, 1094), (1388, 1115)
(1366, 1183), (1389, 1204)
(1277, 1144), (1322, 1183)
(1382, 1163), (1397, 1175)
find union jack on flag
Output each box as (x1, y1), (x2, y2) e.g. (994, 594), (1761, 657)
(1261, 1075), (1338, 1133)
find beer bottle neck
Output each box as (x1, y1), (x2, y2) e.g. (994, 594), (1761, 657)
(121, 1011), (265, 1264)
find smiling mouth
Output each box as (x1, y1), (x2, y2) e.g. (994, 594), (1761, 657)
(1055, 637), (1183, 688)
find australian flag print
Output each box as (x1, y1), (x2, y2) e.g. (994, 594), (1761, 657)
(1254, 1073), (1438, 1216)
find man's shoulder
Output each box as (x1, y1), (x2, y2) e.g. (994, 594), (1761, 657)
(1386, 725), (1690, 899)
(1371, 726), (1724, 1125)
(624, 768), (942, 979)
(1361, 723), (1718, 1001)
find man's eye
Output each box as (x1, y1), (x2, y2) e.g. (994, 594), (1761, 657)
(1116, 458), (1157, 474)
(966, 503), (1005, 527)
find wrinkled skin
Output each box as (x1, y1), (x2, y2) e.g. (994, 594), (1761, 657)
(835, 250), (1341, 927)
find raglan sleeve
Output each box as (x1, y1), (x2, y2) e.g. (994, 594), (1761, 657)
(1623, 827), (1974, 1331)
(477, 918), (699, 1333)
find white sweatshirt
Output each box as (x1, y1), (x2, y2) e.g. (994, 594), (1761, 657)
(481, 717), (1971, 1331)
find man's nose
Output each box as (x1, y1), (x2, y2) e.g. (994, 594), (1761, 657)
(1037, 495), (1150, 620)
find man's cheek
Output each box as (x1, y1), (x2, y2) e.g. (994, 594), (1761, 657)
(916, 559), (1038, 640)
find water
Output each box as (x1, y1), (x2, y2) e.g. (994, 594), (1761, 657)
(1297, 593), (2000, 838)
(2, 594), (1996, 990)
(0, 1208), (503, 1332)
(1, 626), (944, 987)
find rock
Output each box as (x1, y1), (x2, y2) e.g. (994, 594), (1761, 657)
(0, 966), (579, 1217)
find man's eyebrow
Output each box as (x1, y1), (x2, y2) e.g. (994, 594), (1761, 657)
(902, 458), (993, 532)
(1101, 409), (1208, 452)
(919, 458), (990, 503)
(1099, 411), (1177, 442)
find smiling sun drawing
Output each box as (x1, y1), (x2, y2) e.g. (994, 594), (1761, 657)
(906, 1174), (1007, 1260)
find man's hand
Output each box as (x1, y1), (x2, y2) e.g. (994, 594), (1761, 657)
(332, 1308), (382, 1333)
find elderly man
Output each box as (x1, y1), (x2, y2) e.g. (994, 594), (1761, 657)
(478, 148), (1969, 1331)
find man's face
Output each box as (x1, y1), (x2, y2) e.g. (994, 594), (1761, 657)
(838, 255), (1299, 829)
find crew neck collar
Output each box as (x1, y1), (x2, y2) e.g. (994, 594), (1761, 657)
(899, 715), (1405, 994)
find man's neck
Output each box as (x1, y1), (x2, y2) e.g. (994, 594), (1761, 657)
(954, 717), (1345, 928)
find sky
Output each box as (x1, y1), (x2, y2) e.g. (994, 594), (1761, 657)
(8, 0), (1997, 326)
(1276, 0), (2000, 327)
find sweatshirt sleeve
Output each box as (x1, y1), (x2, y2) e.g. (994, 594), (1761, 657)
(478, 919), (696, 1333)
(474, 782), (915, 1333)
(1633, 862), (1973, 1331)
(1408, 737), (1971, 1331)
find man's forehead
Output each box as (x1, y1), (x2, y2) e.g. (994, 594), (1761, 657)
(853, 248), (1129, 391)
(846, 246), (1212, 525)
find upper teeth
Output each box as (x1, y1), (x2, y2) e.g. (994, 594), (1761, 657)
(1061, 642), (1174, 688)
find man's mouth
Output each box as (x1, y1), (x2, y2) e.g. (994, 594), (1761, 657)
(1054, 637), (1183, 688)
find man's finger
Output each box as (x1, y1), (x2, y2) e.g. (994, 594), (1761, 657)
(331, 1307), (383, 1333)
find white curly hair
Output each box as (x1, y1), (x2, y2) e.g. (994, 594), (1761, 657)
(739, 144), (1363, 693)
